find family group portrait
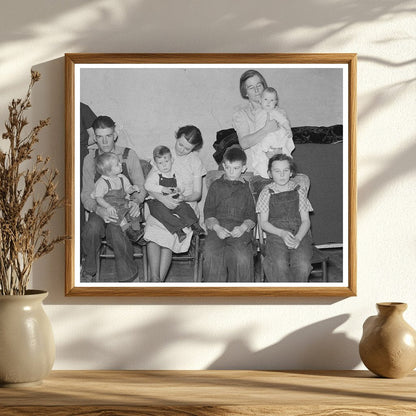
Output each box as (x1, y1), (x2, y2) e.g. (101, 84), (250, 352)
(71, 58), (349, 290)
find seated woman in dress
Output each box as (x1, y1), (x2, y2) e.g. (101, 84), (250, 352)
(144, 125), (206, 282)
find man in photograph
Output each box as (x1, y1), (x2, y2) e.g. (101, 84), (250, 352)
(80, 115), (146, 282)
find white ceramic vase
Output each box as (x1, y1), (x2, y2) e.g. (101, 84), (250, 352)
(0, 290), (55, 387)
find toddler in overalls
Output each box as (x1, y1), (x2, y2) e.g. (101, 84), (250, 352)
(92, 152), (143, 242)
(145, 145), (203, 242)
(202, 147), (256, 282)
(256, 154), (313, 282)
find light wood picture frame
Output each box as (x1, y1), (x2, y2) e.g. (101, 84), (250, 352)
(65, 53), (356, 297)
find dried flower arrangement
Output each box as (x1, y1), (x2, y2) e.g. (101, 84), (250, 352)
(0, 71), (66, 295)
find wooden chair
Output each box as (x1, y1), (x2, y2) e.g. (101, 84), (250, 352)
(82, 210), (148, 283)
(143, 201), (202, 283)
(309, 246), (329, 282)
(169, 232), (201, 283)
(256, 216), (328, 282)
(94, 199), (149, 283)
(95, 239), (148, 282)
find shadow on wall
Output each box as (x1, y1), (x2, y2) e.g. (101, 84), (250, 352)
(0, 0), (414, 96)
(208, 314), (360, 370)
(53, 308), (359, 370)
(54, 308), (216, 369)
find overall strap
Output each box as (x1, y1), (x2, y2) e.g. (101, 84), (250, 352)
(94, 149), (100, 182)
(121, 147), (131, 182)
(119, 175), (126, 192)
(103, 178), (112, 191)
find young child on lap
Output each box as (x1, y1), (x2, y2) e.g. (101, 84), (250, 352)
(145, 145), (203, 243)
(92, 152), (143, 242)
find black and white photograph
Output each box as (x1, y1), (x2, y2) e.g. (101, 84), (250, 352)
(65, 54), (356, 296)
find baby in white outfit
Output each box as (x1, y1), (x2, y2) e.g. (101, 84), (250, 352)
(252, 87), (294, 178)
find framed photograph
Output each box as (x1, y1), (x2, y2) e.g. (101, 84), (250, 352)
(65, 53), (356, 297)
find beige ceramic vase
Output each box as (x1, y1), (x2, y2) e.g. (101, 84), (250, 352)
(359, 302), (416, 378)
(0, 290), (55, 387)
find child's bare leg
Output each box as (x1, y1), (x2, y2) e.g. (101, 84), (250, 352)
(147, 241), (161, 282)
(159, 247), (173, 282)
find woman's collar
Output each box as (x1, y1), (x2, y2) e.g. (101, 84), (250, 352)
(248, 100), (261, 111)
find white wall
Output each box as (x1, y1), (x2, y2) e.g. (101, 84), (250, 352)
(80, 67), (343, 171)
(0, 0), (415, 370)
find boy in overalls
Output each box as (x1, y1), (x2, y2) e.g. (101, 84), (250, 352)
(202, 147), (256, 282)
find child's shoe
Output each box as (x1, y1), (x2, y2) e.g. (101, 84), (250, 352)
(81, 269), (96, 282)
(176, 230), (186, 243)
(191, 223), (205, 235)
(126, 227), (144, 243)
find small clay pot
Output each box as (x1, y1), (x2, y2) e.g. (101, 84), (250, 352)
(359, 302), (416, 378)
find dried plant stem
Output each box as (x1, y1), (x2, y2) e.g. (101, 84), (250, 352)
(0, 71), (66, 295)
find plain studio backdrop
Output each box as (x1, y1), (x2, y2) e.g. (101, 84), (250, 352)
(0, 0), (415, 370)
(79, 66), (343, 172)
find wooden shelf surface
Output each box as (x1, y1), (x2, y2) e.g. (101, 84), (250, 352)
(0, 370), (415, 415)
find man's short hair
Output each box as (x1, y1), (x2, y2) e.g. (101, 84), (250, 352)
(92, 115), (116, 131)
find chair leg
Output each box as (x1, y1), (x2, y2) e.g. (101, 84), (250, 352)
(95, 244), (104, 282)
(193, 235), (200, 282)
(142, 245), (148, 282)
(197, 251), (203, 282)
(322, 259), (328, 282)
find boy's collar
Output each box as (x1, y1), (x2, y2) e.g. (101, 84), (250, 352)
(101, 173), (121, 180)
(221, 173), (246, 183)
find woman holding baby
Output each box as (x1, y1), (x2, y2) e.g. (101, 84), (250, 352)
(232, 69), (309, 195)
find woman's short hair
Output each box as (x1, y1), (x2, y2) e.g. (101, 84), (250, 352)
(175, 125), (203, 151)
(92, 115), (116, 131)
(153, 145), (171, 160)
(267, 153), (297, 176)
(95, 152), (118, 176)
(239, 70), (268, 99)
